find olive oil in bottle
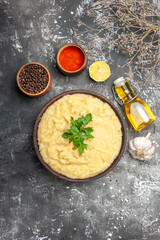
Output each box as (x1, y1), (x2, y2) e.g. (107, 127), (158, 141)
(113, 77), (155, 131)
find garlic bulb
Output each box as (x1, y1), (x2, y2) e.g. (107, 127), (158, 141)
(128, 133), (155, 160)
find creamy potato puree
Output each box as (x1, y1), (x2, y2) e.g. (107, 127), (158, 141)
(38, 94), (122, 179)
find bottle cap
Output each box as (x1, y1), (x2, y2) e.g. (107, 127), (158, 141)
(114, 77), (125, 86)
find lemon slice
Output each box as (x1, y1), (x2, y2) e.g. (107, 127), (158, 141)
(89, 61), (111, 82)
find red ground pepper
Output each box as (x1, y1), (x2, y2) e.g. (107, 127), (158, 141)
(59, 46), (84, 71)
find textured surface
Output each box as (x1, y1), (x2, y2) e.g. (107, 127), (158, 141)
(0, 0), (160, 239)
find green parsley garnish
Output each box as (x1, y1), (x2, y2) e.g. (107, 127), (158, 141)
(62, 113), (94, 156)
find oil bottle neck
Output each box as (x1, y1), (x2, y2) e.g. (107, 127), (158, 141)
(113, 77), (137, 105)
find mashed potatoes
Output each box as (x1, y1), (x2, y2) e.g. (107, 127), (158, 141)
(38, 94), (122, 179)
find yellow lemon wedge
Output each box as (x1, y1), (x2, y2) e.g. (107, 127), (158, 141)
(89, 61), (111, 82)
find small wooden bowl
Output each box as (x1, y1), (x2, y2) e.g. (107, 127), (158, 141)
(33, 90), (127, 182)
(17, 62), (52, 97)
(57, 43), (88, 76)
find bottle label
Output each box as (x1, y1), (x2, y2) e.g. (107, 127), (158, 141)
(130, 102), (150, 125)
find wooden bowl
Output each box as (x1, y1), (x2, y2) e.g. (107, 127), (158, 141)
(57, 43), (88, 76)
(33, 90), (127, 182)
(17, 62), (52, 97)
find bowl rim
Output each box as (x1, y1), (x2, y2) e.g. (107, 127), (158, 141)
(33, 90), (127, 182)
(57, 43), (88, 75)
(17, 62), (52, 97)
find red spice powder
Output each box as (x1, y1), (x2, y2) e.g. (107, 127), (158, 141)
(59, 46), (84, 71)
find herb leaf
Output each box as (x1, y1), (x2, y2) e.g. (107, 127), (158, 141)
(62, 132), (72, 139)
(78, 145), (84, 156)
(85, 113), (92, 125)
(62, 113), (94, 156)
(83, 127), (93, 133)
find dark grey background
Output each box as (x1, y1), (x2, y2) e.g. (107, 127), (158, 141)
(0, 0), (160, 239)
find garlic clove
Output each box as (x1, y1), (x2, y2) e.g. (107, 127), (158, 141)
(129, 150), (141, 160)
(132, 137), (146, 149)
(129, 139), (136, 151)
(144, 155), (153, 161)
(147, 145), (155, 155)
(144, 138), (153, 151)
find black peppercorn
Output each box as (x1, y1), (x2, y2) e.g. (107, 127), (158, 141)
(19, 64), (49, 94)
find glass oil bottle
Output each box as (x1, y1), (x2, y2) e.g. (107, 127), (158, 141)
(112, 77), (155, 131)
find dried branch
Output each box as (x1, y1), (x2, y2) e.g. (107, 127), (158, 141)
(74, 0), (160, 77)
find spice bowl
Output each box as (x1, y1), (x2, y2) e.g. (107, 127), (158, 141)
(17, 62), (52, 97)
(57, 43), (88, 76)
